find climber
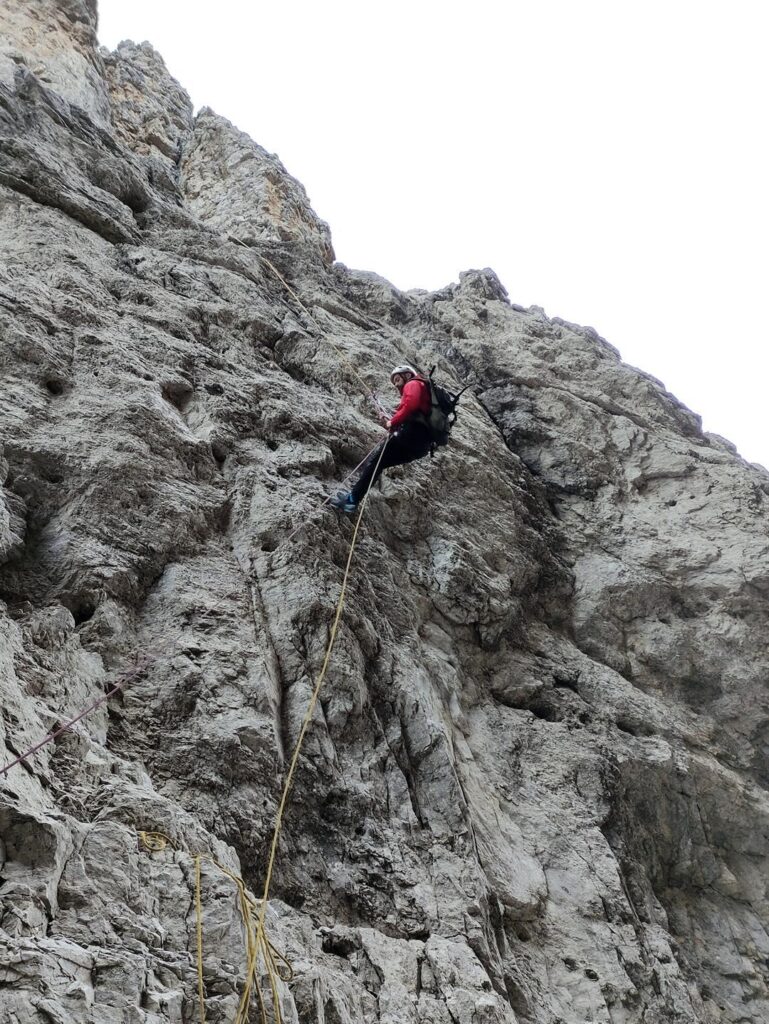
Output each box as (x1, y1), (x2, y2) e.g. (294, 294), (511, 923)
(330, 365), (433, 512)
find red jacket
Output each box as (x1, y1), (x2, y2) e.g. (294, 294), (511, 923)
(389, 377), (431, 429)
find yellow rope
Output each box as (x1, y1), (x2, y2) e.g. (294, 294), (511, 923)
(209, 440), (385, 1020)
(195, 854), (206, 1024)
(138, 830), (174, 852)
(139, 822), (297, 1024)
(137, 440), (387, 1024)
(250, 440), (388, 943)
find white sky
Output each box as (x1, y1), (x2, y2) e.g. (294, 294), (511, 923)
(98, 1), (768, 468)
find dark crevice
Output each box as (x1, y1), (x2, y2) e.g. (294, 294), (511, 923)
(527, 700), (559, 723)
(161, 381), (193, 413)
(43, 378), (66, 396)
(211, 441), (228, 468)
(60, 596), (97, 626)
(615, 716), (656, 738)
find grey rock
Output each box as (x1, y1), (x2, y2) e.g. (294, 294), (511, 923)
(1, 3), (769, 1023)
(180, 108), (335, 266)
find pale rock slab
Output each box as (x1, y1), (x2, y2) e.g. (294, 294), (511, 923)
(180, 108), (335, 266)
(0, 0), (110, 125)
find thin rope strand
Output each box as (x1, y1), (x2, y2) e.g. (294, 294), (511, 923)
(251, 438), (389, 963)
(195, 855), (206, 1024)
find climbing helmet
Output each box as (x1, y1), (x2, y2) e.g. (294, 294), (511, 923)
(390, 364), (418, 382)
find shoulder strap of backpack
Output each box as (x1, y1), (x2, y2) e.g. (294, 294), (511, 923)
(428, 365), (471, 409)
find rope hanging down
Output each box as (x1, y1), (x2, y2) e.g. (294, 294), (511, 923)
(242, 440), (389, 1021)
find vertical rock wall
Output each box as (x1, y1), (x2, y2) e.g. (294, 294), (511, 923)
(2, 4), (769, 1023)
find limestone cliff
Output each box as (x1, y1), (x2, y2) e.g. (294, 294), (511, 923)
(2, 4), (769, 1023)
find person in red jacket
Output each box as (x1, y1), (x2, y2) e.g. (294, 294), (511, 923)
(330, 365), (433, 512)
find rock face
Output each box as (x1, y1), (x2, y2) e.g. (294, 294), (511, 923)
(2, 4), (769, 1023)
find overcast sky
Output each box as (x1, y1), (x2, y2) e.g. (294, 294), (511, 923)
(98, 1), (768, 468)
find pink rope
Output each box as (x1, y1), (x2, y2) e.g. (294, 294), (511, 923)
(1, 433), (391, 776)
(0, 655), (151, 778)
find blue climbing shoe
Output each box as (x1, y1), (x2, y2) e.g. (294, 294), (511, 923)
(329, 491), (358, 513)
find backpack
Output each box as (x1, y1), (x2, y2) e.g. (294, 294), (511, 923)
(417, 366), (470, 449)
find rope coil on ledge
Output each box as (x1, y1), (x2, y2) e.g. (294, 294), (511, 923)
(138, 830), (294, 1024)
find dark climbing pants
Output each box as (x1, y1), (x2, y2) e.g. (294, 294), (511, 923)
(350, 422), (433, 503)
